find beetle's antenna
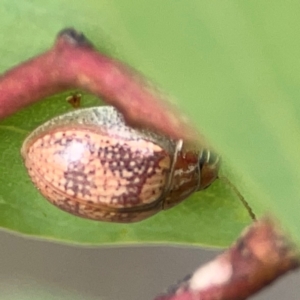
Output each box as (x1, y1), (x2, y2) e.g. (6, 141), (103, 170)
(218, 175), (257, 221)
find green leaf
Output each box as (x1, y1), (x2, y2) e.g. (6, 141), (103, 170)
(0, 92), (250, 247)
(2, 0), (282, 247)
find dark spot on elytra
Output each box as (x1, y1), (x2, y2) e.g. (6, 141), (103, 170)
(67, 162), (85, 172)
(54, 139), (61, 145)
(104, 147), (109, 154)
(88, 144), (96, 154)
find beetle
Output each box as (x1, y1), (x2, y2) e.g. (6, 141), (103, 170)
(21, 106), (220, 223)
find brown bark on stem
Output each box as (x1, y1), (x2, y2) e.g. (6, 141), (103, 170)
(155, 217), (299, 300)
(0, 28), (199, 143)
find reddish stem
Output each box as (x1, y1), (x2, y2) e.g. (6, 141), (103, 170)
(0, 28), (199, 142)
(155, 217), (299, 300)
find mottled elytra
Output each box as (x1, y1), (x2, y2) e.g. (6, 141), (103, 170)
(21, 106), (220, 223)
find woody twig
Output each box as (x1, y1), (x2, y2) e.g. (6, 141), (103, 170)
(155, 217), (299, 300)
(0, 28), (198, 142)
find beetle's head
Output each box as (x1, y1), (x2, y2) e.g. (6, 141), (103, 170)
(198, 149), (220, 190)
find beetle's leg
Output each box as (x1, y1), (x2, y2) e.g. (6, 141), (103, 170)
(219, 175), (257, 221)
